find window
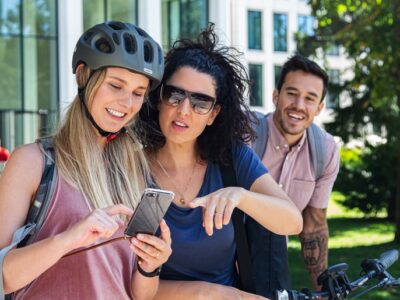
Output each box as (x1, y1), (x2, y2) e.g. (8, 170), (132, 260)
(0, 0), (58, 148)
(248, 10), (262, 50)
(162, 0), (208, 50)
(83, 0), (138, 31)
(298, 15), (314, 36)
(249, 64), (263, 107)
(273, 13), (287, 52)
(274, 65), (282, 88)
(326, 69), (340, 108)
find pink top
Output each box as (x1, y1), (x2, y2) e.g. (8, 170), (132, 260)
(14, 177), (135, 300)
(262, 115), (340, 212)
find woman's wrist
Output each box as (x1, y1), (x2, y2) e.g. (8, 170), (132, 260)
(137, 260), (162, 277)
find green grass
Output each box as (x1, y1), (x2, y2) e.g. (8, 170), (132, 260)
(288, 192), (400, 299)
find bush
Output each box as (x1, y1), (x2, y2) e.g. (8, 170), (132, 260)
(335, 143), (396, 217)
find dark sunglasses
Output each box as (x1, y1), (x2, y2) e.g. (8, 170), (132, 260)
(160, 84), (216, 115)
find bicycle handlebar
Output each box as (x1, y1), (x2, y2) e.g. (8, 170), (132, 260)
(379, 249), (399, 270)
(275, 249), (399, 300)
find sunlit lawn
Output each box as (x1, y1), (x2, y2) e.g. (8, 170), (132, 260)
(288, 192), (400, 299)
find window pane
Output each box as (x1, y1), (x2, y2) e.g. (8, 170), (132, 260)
(180, 0), (207, 38)
(298, 15), (314, 36)
(249, 64), (263, 107)
(274, 65), (282, 88)
(162, 0), (180, 49)
(162, 0), (208, 50)
(23, 37), (58, 111)
(248, 10), (262, 50)
(22, 0), (56, 37)
(0, 0), (21, 35)
(0, 1), (58, 148)
(0, 36), (21, 109)
(83, 0), (104, 31)
(273, 13), (287, 52)
(107, 0), (137, 23)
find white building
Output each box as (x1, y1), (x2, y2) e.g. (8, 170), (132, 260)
(0, 0), (348, 149)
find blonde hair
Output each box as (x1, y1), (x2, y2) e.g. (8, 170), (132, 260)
(53, 66), (150, 210)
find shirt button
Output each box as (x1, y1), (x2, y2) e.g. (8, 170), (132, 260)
(279, 183), (283, 188)
(284, 144), (289, 148)
(275, 145), (280, 150)
(285, 156), (289, 161)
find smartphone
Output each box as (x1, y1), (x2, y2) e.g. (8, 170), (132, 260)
(124, 188), (174, 237)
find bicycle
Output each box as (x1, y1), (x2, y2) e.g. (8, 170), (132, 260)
(274, 249), (400, 300)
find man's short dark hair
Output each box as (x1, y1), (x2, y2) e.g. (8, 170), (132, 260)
(277, 54), (329, 101)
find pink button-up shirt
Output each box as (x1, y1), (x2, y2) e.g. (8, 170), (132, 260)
(261, 115), (340, 212)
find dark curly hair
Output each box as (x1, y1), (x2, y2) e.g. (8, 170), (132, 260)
(138, 23), (255, 164)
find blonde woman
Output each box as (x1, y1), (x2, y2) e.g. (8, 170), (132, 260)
(0, 21), (171, 300)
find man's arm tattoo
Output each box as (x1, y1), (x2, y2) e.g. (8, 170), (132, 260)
(299, 207), (329, 290)
(299, 228), (328, 289)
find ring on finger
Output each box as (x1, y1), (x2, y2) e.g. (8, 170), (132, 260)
(214, 211), (223, 215)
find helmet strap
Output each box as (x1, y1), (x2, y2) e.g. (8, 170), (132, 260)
(78, 87), (126, 140)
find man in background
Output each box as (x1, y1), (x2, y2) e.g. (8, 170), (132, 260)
(249, 54), (340, 296)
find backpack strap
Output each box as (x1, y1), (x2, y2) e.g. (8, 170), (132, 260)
(306, 124), (326, 180)
(219, 152), (255, 293)
(19, 137), (57, 247)
(251, 111), (269, 159)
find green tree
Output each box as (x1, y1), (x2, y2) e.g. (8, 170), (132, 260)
(296, 0), (400, 240)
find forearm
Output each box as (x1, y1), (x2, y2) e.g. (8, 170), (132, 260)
(3, 233), (73, 293)
(238, 189), (302, 235)
(153, 280), (269, 300)
(299, 224), (329, 290)
(131, 271), (159, 300)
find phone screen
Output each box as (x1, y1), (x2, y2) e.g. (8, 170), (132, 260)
(124, 188), (174, 237)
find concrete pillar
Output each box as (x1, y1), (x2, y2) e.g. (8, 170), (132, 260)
(58, 0), (83, 116)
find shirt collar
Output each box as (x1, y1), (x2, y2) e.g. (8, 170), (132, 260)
(267, 114), (307, 152)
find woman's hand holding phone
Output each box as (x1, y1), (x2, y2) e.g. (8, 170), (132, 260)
(129, 219), (172, 273)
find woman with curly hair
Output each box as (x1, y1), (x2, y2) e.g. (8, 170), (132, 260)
(138, 24), (302, 299)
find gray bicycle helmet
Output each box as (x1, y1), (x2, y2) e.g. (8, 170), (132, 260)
(72, 21), (164, 90)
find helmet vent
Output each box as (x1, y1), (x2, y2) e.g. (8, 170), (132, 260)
(108, 21), (126, 31)
(95, 38), (113, 53)
(83, 31), (94, 41)
(123, 33), (136, 54)
(143, 42), (153, 63)
(158, 46), (163, 64)
(136, 27), (148, 37)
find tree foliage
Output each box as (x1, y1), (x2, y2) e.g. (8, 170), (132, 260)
(297, 0), (400, 239)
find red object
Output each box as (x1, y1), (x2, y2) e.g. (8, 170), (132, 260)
(0, 146), (10, 162)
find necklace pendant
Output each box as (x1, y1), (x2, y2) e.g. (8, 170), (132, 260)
(179, 198), (185, 205)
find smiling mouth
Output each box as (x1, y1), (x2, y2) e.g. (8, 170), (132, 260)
(287, 111), (305, 121)
(106, 108), (126, 118)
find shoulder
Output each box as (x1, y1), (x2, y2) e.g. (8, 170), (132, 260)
(11, 143), (44, 166)
(310, 125), (339, 155)
(2, 143), (44, 191)
(322, 130), (340, 160)
(232, 142), (254, 159)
